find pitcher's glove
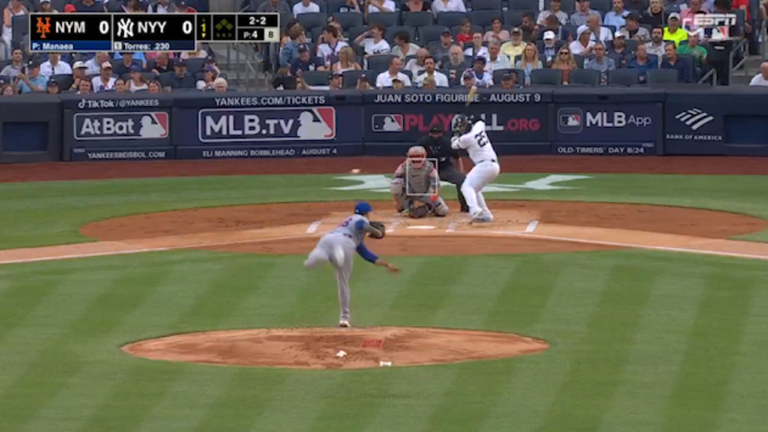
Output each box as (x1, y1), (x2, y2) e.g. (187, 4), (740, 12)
(369, 221), (386, 239)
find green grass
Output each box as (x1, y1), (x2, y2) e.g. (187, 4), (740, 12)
(2, 173), (768, 249)
(1, 249), (767, 432)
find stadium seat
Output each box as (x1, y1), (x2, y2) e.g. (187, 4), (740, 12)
(569, 69), (601, 86)
(367, 12), (399, 28)
(51, 74), (73, 90)
(367, 54), (396, 70)
(590, 0), (611, 12)
(11, 15), (28, 50)
(347, 25), (369, 43)
(530, 68), (563, 85)
(607, 68), (640, 86)
(625, 39), (639, 52)
(573, 54), (586, 68)
(545, 0), (576, 13)
(384, 26), (416, 45)
(508, 0), (538, 11)
(418, 25), (450, 44)
(646, 69), (678, 84)
(326, 0), (352, 13)
(492, 68), (514, 84)
(401, 70), (413, 81)
(503, 11), (525, 27)
(332, 12), (364, 30)
(625, 0), (648, 11)
(310, 26), (324, 42)
(158, 72), (175, 88)
(471, 0), (502, 11)
(341, 70), (362, 88)
(471, 10), (501, 28)
(402, 11), (435, 27)
(437, 12), (469, 28)
(363, 70), (380, 86)
(107, 0), (125, 12)
(50, 0), (68, 12)
(297, 13), (328, 31)
(302, 70), (330, 86)
(185, 58), (206, 73)
(452, 24), (484, 37)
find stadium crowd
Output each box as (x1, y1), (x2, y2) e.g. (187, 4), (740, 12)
(0, 0), (763, 96)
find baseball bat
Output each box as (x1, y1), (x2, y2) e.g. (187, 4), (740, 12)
(465, 85), (477, 107)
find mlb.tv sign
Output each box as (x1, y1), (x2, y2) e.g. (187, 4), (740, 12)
(683, 14), (736, 40)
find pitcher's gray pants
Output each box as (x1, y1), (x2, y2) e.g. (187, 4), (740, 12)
(304, 233), (356, 322)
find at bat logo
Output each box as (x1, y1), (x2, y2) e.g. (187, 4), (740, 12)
(36, 17), (52, 39)
(74, 112), (169, 140)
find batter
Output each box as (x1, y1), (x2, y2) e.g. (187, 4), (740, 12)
(304, 202), (399, 328)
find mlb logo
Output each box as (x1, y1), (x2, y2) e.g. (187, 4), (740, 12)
(372, 114), (404, 132)
(557, 108), (584, 134)
(297, 107), (336, 140)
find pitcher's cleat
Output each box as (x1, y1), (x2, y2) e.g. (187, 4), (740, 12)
(339, 320), (351, 328)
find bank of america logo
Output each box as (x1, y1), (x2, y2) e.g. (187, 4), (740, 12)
(676, 109), (714, 131)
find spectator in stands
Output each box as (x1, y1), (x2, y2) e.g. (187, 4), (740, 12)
(680, 0), (708, 24)
(626, 43), (657, 82)
(1, 83), (15, 95)
(663, 13), (688, 46)
(500, 28), (526, 63)
(444, 45), (468, 84)
(499, 71), (521, 89)
(115, 51), (147, 68)
(70, 61), (87, 91)
(467, 56), (493, 87)
(538, 0), (569, 26)
(415, 55), (448, 87)
(92, 62), (116, 92)
(149, 53), (174, 75)
(280, 25), (306, 69)
(213, 77), (228, 92)
(641, 0), (666, 27)
(749, 62), (768, 86)
(18, 61), (48, 93)
(571, 0), (601, 27)
(176, 0), (197, 13)
(569, 27), (595, 55)
(196, 65), (217, 90)
(39, 0), (59, 13)
(41, 53), (72, 78)
(357, 74), (372, 89)
(584, 15), (612, 43)
(64, 4), (76, 12)
(258, 0), (291, 14)
(85, 53), (108, 76)
(128, 65), (148, 92)
(620, 13), (650, 41)
(404, 48), (428, 75)
(318, 26), (349, 67)
(148, 0), (178, 13)
(551, 46), (578, 84)
(402, 0), (431, 11)
(645, 26), (665, 60)
(392, 32), (421, 59)
(677, 31), (707, 72)
(74, 0), (104, 12)
(77, 79), (92, 94)
(540, 31), (560, 65)
(609, 32), (631, 66)
(432, 0), (466, 14)
(584, 42), (615, 84)
(604, 0), (630, 29)
(181, 43), (209, 60)
(515, 43), (542, 86)
(432, 30), (454, 60)
(113, 52), (135, 77)
(327, 72), (343, 90)
(520, 12), (539, 42)
(539, 15), (571, 42)
(376, 56), (412, 87)
(486, 40), (512, 71)
(421, 75), (437, 88)
(484, 17), (511, 43)
(171, 60), (196, 88)
(148, 80), (162, 93)
(464, 33), (489, 61)
(391, 78), (405, 89)
(456, 19), (473, 46)
(355, 24), (391, 58)
(114, 78), (127, 93)
(661, 42), (691, 82)
(2, 0), (28, 57)
(365, 0), (396, 24)
(291, 44), (325, 75)
(332, 46), (361, 73)
(460, 70), (476, 89)
(293, 0), (320, 16)
(46, 79), (60, 94)
(0, 49), (23, 79)
(123, 0), (145, 13)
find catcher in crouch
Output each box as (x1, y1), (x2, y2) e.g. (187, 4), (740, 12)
(390, 146), (450, 218)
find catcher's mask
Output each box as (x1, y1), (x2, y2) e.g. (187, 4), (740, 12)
(407, 145), (428, 169)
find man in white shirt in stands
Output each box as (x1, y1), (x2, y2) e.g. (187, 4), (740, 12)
(317, 25), (348, 66)
(749, 62), (768, 86)
(485, 40), (511, 72)
(147, 0), (178, 13)
(537, 0), (569, 26)
(355, 24), (391, 58)
(376, 56), (412, 88)
(85, 52), (110, 76)
(431, 0), (465, 14)
(40, 53), (73, 78)
(414, 55), (449, 87)
(365, 0), (395, 24)
(583, 15), (612, 43)
(293, 0), (320, 16)
(391, 31), (420, 59)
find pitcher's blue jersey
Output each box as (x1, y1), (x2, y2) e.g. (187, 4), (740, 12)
(329, 214), (371, 246)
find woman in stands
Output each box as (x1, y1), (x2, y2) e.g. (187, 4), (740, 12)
(2, 0), (28, 58)
(196, 65), (218, 90)
(123, 0), (146, 13)
(515, 43), (542, 86)
(455, 19), (473, 46)
(401, 0), (431, 12)
(432, 0), (466, 14)
(464, 32), (489, 61)
(129, 66), (148, 92)
(114, 78), (128, 93)
(484, 17), (510, 43)
(569, 26), (595, 56)
(332, 46), (361, 74)
(551, 46), (578, 84)
(641, 0), (666, 27)
(181, 42), (209, 60)
(39, 0), (59, 13)
(1, 84), (15, 96)
(148, 80), (162, 94)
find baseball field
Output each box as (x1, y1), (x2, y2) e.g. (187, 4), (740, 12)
(1, 156), (767, 432)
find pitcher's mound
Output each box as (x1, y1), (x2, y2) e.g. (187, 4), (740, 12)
(122, 327), (549, 370)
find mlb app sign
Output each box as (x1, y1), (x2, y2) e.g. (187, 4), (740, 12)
(198, 107), (336, 143)
(74, 112), (169, 140)
(555, 104), (658, 143)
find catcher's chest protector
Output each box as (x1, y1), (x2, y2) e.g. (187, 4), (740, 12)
(405, 161), (434, 194)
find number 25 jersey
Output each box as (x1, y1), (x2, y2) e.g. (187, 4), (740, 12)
(456, 121), (498, 164)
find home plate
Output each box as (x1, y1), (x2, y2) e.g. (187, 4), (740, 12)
(407, 226), (436, 230)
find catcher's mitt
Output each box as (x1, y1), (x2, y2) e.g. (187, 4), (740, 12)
(369, 221), (386, 239)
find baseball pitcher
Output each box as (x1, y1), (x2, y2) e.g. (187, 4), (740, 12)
(304, 202), (399, 328)
(390, 146), (450, 218)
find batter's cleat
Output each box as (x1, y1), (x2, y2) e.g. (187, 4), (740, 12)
(339, 320), (351, 328)
(473, 216), (493, 223)
(332, 247), (345, 267)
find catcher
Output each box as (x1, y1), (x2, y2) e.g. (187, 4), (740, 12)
(390, 145), (450, 218)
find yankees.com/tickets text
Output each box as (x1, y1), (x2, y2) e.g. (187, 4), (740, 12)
(214, 95), (327, 107)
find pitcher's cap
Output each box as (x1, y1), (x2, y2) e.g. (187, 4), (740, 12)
(354, 202), (373, 215)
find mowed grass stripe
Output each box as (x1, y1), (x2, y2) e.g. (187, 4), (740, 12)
(359, 258), (515, 432)
(73, 257), (227, 432)
(534, 261), (656, 432)
(661, 270), (757, 432)
(0, 272), (66, 346)
(598, 258), (705, 432)
(0, 265), (170, 432)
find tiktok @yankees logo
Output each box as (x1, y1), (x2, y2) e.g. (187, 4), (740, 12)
(329, 174), (591, 193)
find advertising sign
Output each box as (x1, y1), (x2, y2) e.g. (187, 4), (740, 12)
(197, 107), (337, 143)
(73, 112), (169, 140)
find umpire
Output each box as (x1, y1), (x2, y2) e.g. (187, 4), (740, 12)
(417, 124), (469, 213)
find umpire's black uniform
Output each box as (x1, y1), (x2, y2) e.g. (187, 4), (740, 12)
(417, 125), (469, 213)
